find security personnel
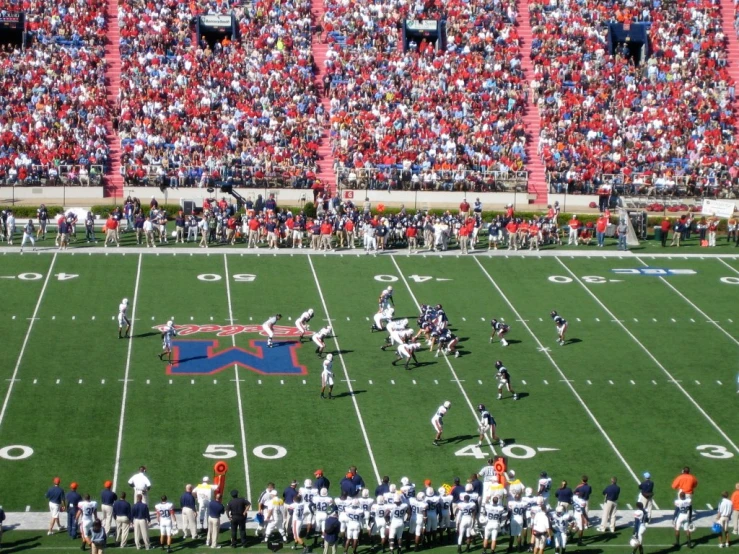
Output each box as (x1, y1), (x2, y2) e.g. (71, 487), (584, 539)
(226, 490), (250, 548)
(132, 494), (151, 551)
(180, 484), (198, 539)
(45, 477), (66, 535)
(66, 482), (82, 539)
(100, 481), (117, 538)
(113, 492), (132, 547)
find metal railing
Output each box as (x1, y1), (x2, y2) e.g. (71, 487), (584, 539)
(0, 165), (105, 187)
(336, 167), (529, 192)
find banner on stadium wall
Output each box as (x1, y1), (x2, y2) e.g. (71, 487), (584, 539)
(702, 199), (736, 219)
(199, 15), (233, 28)
(0, 12), (24, 31)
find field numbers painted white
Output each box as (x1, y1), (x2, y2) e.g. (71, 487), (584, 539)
(455, 444), (487, 459)
(203, 444), (237, 459)
(720, 277), (739, 285)
(0, 445), (33, 460)
(18, 273), (43, 281)
(55, 273), (79, 281)
(233, 274), (256, 282)
(696, 444), (734, 459)
(198, 274), (223, 282)
(374, 275), (399, 283)
(197, 274), (257, 282)
(548, 276), (572, 284)
(582, 276), (607, 284)
(408, 275), (433, 283)
(253, 445), (287, 460)
(549, 275), (608, 284)
(501, 444), (538, 459)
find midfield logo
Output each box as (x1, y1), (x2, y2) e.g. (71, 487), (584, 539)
(152, 324), (308, 376)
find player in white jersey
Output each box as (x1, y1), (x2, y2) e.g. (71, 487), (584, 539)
(264, 491), (287, 542)
(359, 489), (375, 533)
(409, 492), (427, 549)
(631, 502), (648, 554)
(388, 495), (409, 554)
(456, 494), (477, 553)
(507, 471), (525, 501)
(313, 488), (332, 533)
(335, 492), (352, 536)
(159, 320), (177, 363)
(537, 472), (552, 503)
(290, 494), (312, 550)
(312, 325), (332, 357)
(320, 354), (335, 399)
(372, 307), (395, 332)
(262, 314), (282, 347)
(431, 401), (451, 446)
(438, 487), (454, 541)
(345, 499), (364, 554)
(118, 298), (131, 339)
(424, 487), (440, 543)
(378, 287), (394, 310)
(382, 321), (413, 350)
(673, 492), (693, 549)
(551, 505), (572, 554)
(400, 477), (416, 502)
(393, 341), (422, 370)
(298, 480), (319, 535)
(481, 496), (506, 554)
(295, 309), (314, 341)
(194, 477), (218, 531)
(571, 491), (587, 545)
(372, 496), (391, 549)
(77, 494), (98, 543)
(155, 495), (176, 552)
(507, 492), (527, 552)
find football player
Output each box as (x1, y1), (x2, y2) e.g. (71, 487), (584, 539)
(383, 322), (414, 351)
(551, 505), (572, 554)
(571, 490), (587, 546)
(431, 401), (451, 446)
(295, 309), (315, 342)
(159, 320), (177, 363)
(77, 494), (98, 547)
(312, 325), (332, 357)
(388, 494), (409, 554)
(438, 487), (453, 542)
(424, 487), (440, 545)
(313, 488), (332, 535)
(345, 499), (364, 554)
(489, 319), (510, 347)
(118, 298), (131, 339)
(321, 354), (335, 400)
(409, 492), (427, 551)
(393, 342), (421, 370)
(537, 472), (552, 503)
(477, 404), (502, 446)
(481, 495), (505, 554)
(155, 495), (176, 553)
(371, 496), (390, 550)
(673, 492), (693, 549)
(507, 492), (527, 553)
(550, 311), (568, 346)
(495, 361), (518, 400)
(436, 329), (460, 358)
(631, 502), (648, 554)
(379, 287), (395, 310)
(456, 494), (477, 554)
(359, 489), (375, 536)
(262, 314), (282, 348)
(372, 307), (395, 333)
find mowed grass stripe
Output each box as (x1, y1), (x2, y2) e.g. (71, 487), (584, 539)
(0, 255), (137, 509)
(392, 255), (627, 487)
(477, 256), (734, 505)
(226, 256), (379, 492)
(116, 256), (247, 503)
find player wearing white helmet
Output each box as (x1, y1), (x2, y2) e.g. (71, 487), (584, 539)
(335, 492), (352, 538)
(551, 504), (572, 554)
(431, 401), (451, 446)
(507, 491), (527, 552)
(371, 496), (390, 549)
(118, 298), (131, 339)
(320, 354), (335, 400)
(571, 490), (587, 545)
(456, 493), (477, 553)
(295, 309), (315, 341)
(262, 314), (282, 348)
(424, 487), (440, 543)
(159, 319), (177, 363)
(477, 404), (502, 446)
(359, 489), (375, 534)
(313, 488), (332, 534)
(312, 325), (332, 357)
(631, 502), (647, 554)
(388, 494), (409, 554)
(372, 307), (395, 332)
(382, 326), (414, 351)
(345, 498), (364, 554)
(409, 492), (427, 550)
(393, 341), (422, 370)
(379, 287), (394, 310)
(481, 495), (506, 554)
(438, 487), (453, 541)
(289, 494), (313, 551)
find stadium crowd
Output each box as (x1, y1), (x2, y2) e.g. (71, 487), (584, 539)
(0, 0), (110, 186)
(321, 0), (528, 190)
(117, 0), (322, 188)
(530, 0), (738, 196)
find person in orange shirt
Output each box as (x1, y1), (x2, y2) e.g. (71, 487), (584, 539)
(529, 221), (540, 251)
(458, 223), (471, 254)
(506, 219), (518, 251)
(596, 215), (608, 247)
(517, 220), (529, 249)
(672, 467), (698, 499)
(344, 219), (355, 249)
(568, 215), (580, 245)
(730, 483), (739, 535)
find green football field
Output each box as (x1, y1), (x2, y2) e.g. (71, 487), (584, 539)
(0, 246), (738, 552)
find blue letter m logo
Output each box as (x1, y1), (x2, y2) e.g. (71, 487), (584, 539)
(166, 339), (308, 376)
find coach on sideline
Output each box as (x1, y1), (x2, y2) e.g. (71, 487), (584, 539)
(113, 492), (131, 547)
(180, 484), (198, 539)
(100, 480), (117, 537)
(128, 466), (151, 505)
(45, 477), (66, 535)
(132, 494), (151, 550)
(672, 467), (698, 499)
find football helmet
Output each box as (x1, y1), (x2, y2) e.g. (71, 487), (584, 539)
(308, 308), (314, 316)
(166, 320), (173, 327)
(304, 479), (312, 488)
(426, 487), (434, 496)
(326, 354), (333, 361)
(387, 286), (393, 291)
(443, 400), (451, 409)
(361, 489), (369, 498)
(525, 487), (533, 496)
(495, 360), (503, 369)
(320, 488), (328, 496)
(465, 484), (473, 492)
(400, 477), (409, 486)
(377, 496), (386, 505)
(477, 404), (486, 412)
(555, 505), (564, 514)
(352, 499), (360, 507)
(394, 494), (402, 503)
(550, 310), (558, 319)
(437, 486), (446, 496)
(416, 492), (425, 501)
(122, 298), (128, 305)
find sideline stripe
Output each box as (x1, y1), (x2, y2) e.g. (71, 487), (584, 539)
(112, 254), (142, 491)
(556, 257), (739, 456)
(308, 256), (382, 484)
(392, 256), (497, 455)
(474, 257), (649, 499)
(224, 254), (252, 502)
(635, 257), (739, 347)
(0, 253), (57, 432)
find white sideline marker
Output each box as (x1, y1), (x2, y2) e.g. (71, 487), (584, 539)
(695, 381), (701, 385)
(369, 380), (373, 385)
(521, 380), (527, 385)
(717, 380), (723, 385)
(391, 380), (395, 385)
(543, 380), (549, 385)
(586, 380), (592, 385)
(630, 380), (635, 385)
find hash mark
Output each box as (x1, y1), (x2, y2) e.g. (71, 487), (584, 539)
(462, 317), (466, 321)
(72, 316), (75, 320)
(652, 380), (657, 385)
(12, 315), (15, 320)
(576, 317), (581, 322)
(521, 380), (527, 385)
(347, 317), (350, 321)
(434, 380), (438, 385)
(729, 319), (734, 323)
(210, 316), (214, 321)
(539, 317), (543, 322)
(302, 380), (306, 385)
(168, 379), (172, 385)
(707, 503), (714, 510)
(671, 318), (676, 322)
(258, 380), (262, 385)
(33, 379), (37, 384)
(101, 379), (105, 385)
(595, 317), (600, 322)
(369, 380), (373, 385)
(543, 380), (549, 385)
(608, 380), (614, 385)
(478, 380), (483, 385)
(56, 379), (60, 384)
(480, 317), (485, 321)
(586, 380), (592, 385)
(695, 380), (701, 385)
(280, 380), (284, 385)
(190, 316), (194, 321)
(146, 379), (150, 385)
(25, 506), (30, 512)
(690, 318), (695, 323)
(78, 379), (83, 384)
(190, 379), (195, 385)
(391, 380), (395, 385)
(633, 318), (638, 322)
(630, 380), (635, 385)
(717, 380), (723, 385)
(653, 318), (657, 322)
(412, 380), (417, 385)
(92, 316), (95, 320)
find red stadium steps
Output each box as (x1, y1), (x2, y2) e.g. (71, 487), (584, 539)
(104, 0), (124, 199)
(518, 1), (548, 206)
(312, 0), (338, 196)
(720, 0), (739, 129)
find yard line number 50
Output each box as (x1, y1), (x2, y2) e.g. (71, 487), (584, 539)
(203, 444), (286, 460)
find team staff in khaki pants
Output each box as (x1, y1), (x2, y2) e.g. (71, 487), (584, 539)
(132, 494), (151, 550)
(112, 492), (132, 547)
(100, 481), (117, 537)
(207, 493), (226, 548)
(179, 484), (199, 539)
(599, 477), (620, 533)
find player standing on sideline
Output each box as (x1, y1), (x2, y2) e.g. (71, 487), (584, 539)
(118, 298), (131, 339)
(321, 354), (335, 399)
(296, 309), (315, 342)
(477, 405), (502, 446)
(673, 491), (693, 549)
(155, 495), (176, 553)
(195, 477), (217, 532)
(20, 220), (35, 252)
(312, 326), (332, 357)
(128, 466), (152, 506)
(45, 477), (66, 535)
(489, 319), (510, 346)
(572, 490), (587, 545)
(550, 311), (568, 346)
(716, 491), (733, 548)
(431, 401), (451, 446)
(159, 320), (177, 363)
(37, 204), (48, 240)
(262, 314), (282, 348)
(495, 361), (518, 400)
(393, 341), (421, 370)
(345, 499), (364, 554)
(77, 494), (98, 550)
(631, 502), (648, 554)
(456, 493), (477, 554)
(388, 494), (409, 554)
(481, 495), (505, 554)
(551, 505), (572, 554)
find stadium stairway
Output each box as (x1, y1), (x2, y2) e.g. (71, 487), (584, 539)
(311, 1), (338, 195)
(104, 0), (124, 199)
(721, 0), (739, 117)
(517, 2), (548, 206)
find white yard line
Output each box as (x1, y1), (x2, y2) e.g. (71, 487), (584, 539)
(473, 257), (648, 497)
(224, 254), (253, 503)
(307, 255), (382, 484)
(635, 257), (739, 347)
(556, 257), (739, 456)
(391, 256), (498, 455)
(112, 254), (142, 491)
(717, 257), (739, 276)
(0, 253), (57, 431)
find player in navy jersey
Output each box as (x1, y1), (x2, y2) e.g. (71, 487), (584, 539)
(495, 361), (518, 400)
(550, 311), (568, 345)
(477, 404), (502, 446)
(489, 319), (510, 346)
